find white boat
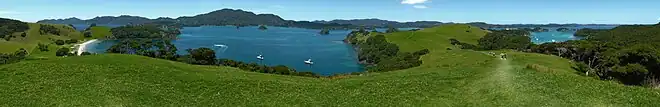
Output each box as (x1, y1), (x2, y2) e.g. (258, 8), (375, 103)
(304, 58), (314, 65)
(257, 55), (264, 60)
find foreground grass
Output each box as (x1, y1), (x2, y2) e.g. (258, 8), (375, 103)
(1, 24), (659, 106)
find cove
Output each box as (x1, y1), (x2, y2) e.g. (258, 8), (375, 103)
(86, 26), (365, 76)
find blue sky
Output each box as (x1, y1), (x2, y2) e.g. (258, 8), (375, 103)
(1, 0), (659, 24)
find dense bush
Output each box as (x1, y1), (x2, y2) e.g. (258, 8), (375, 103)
(530, 25), (660, 86)
(478, 30), (531, 51)
(0, 18), (29, 38)
(66, 39), (78, 44)
(80, 52), (92, 56)
(56, 47), (70, 56)
(0, 48), (28, 65)
(38, 43), (49, 52)
(110, 25), (179, 39)
(450, 38), (480, 50)
(106, 39), (179, 60)
(39, 25), (60, 35)
(84, 32), (92, 38)
(185, 47), (216, 65)
(216, 58), (319, 78)
(345, 31), (430, 72)
(55, 40), (65, 45)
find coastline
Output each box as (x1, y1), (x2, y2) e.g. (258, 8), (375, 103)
(76, 39), (99, 55)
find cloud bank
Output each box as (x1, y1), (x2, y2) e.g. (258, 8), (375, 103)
(401, 0), (428, 4)
(413, 5), (428, 9)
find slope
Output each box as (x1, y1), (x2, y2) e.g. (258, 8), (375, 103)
(1, 24), (659, 106)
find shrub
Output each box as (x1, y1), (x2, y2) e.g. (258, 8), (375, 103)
(55, 40), (65, 45)
(56, 47), (70, 56)
(37, 43), (49, 51)
(81, 52), (92, 56)
(84, 32), (92, 38)
(66, 39), (78, 44)
(20, 32), (26, 37)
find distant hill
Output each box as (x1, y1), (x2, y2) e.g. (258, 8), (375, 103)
(314, 19), (445, 28)
(38, 9), (354, 29)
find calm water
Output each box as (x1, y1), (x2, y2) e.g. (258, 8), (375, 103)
(530, 25), (617, 44)
(87, 26), (364, 76)
(85, 25), (618, 75)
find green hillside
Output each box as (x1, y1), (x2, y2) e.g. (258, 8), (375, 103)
(86, 26), (112, 39)
(1, 24), (660, 106)
(0, 23), (83, 52)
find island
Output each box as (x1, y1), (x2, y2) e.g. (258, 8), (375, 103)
(258, 25), (268, 30)
(319, 28), (330, 35)
(556, 27), (571, 32)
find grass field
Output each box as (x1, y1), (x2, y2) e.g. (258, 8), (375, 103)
(1, 24), (659, 106)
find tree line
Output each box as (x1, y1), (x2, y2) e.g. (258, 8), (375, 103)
(109, 25), (180, 39)
(104, 37), (319, 77)
(0, 48), (28, 65)
(0, 18), (29, 41)
(529, 24), (660, 86)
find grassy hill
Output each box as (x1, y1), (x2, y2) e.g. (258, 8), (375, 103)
(0, 23), (93, 58)
(1, 24), (659, 106)
(86, 26), (112, 39)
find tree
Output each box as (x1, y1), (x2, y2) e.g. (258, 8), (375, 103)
(84, 32), (92, 38)
(14, 48), (28, 58)
(386, 27), (399, 33)
(66, 39), (78, 44)
(186, 47), (216, 65)
(38, 43), (49, 51)
(56, 47), (70, 56)
(81, 52), (92, 56)
(39, 25), (60, 35)
(478, 30), (531, 50)
(55, 40), (65, 45)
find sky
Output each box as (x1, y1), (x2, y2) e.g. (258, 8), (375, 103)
(1, 0), (659, 24)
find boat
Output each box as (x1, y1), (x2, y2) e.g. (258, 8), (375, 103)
(304, 58), (314, 65)
(257, 55), (264, 60)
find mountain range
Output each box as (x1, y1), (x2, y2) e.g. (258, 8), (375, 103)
(38, 8), (619, 29)
(37, 9), (447, 29)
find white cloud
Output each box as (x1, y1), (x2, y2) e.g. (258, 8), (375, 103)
(402, 0), (428, 4)
(413, 5), (428, 9)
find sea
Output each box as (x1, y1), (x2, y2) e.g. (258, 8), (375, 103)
(82, 25), (617, 75)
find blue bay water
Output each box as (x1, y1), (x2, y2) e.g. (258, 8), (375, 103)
(523, 25), (617, 44)
(85, 25), (617, 75)
(87, 26), (363, 76)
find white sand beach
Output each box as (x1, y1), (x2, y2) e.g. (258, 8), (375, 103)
(76, 39), (98, 56)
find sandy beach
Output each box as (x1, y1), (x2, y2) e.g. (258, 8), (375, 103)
(76, 39), (98, 55)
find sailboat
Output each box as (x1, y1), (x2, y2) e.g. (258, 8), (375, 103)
(257, 55), (264, 60)
(304, 58), (314, 65)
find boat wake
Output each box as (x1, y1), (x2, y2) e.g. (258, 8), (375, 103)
(213, 44), (229, 53)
